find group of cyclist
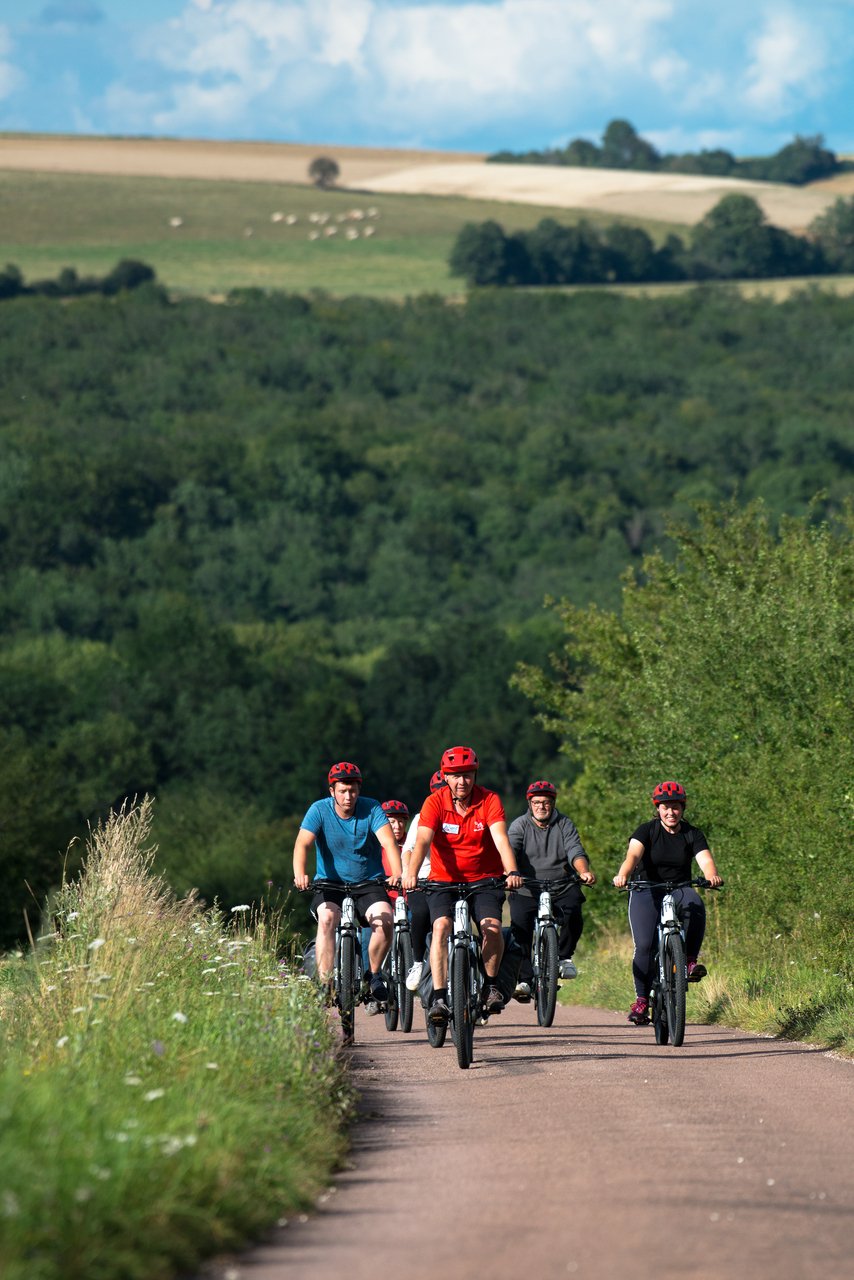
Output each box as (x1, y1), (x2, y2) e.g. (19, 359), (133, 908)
(293, 749), (721, 1038)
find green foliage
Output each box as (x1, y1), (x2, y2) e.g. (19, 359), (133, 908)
(0, 259), (160, 301)
(489, 120), (843, 187)
(515, 502), (854, 974)
(449, 195), (828, 286)
(810, 196), (854, 272)
(1, 286), (853, 945)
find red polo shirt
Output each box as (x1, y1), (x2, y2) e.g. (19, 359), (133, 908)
(419, 785), (505, 882)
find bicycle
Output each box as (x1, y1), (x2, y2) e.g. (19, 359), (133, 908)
(513, 875), (578, 1027)
(620, 877), (721, 1047)
(382, 889), (415, 1034)
(302, 877), (389, 1045)
(421, 878), (505, 1070)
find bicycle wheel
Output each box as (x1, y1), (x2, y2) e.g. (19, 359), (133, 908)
(397, 931), (415, 1034)
(338, 931), (357, 1043)
(451, 946), (474, 1069)
(536, 925), (559, 1027)
(651, 980), (669, 1045)
(383, 951), (399, 1032)
(663, 933), (687, 1046)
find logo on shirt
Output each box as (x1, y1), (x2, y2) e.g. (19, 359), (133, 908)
(474, 821), (484, 832)
(442, 822), (460, 834)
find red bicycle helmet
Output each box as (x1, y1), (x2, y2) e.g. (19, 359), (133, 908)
(440, 745), (479, 774)
(652, 780), (686, 806)
(381, 799), (409, 817)
(327, 761), (362, 785)
(430, 770), (446, 791)
(526, 780), (557, 800)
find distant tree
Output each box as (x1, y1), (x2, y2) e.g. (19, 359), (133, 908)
(308, 156), (340, 189)
(690, 194), (779, 279)
(600, 119), (661, 171)
(742, 135), (839, 186)
(603, 224), (657, 281)
(100, 259), (156, 295)
(563, 138), (601, 167)
(449, 220), (512, 285)
(810, 196), (854, 271)
(0, 263), (23, 299)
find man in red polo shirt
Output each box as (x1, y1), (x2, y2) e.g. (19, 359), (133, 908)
(403, 745), (522, 1024)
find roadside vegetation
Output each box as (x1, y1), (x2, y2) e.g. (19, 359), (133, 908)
(0, 799), (351, 1280)
(518, 502), (853, 1054)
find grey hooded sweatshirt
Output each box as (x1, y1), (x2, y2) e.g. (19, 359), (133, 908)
(507, 807), (589, 898)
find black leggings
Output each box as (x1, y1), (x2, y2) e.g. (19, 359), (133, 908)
(628, 886), (706, 999)
(409, 889), (431, 964)
(510, 885), (584, 984)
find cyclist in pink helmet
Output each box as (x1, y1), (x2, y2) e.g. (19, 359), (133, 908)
(614, 781), (722, 1025)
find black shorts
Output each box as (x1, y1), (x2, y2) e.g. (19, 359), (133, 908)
(311, 883), (391, 923)
(428, 885), (505, 926)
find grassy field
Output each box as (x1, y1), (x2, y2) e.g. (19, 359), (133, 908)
(0, 801), (352, 1280)
(0, 168), (684, 298)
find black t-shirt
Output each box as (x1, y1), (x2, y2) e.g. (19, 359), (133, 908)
(630, 818), (708, 884)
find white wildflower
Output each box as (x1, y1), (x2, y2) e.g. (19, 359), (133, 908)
(231, 904), (250, 913)
(171, 1011), (188, 1024)
(2, 1190), (20, 1217)
(66, 912), (79, 921)
(124, 1075), (143, 1086)
(144, 1089), (165, 1102)
(56, 1036), (69, 1049)
(88, 938), (105, 951)
(205, 1062), (219, 1070)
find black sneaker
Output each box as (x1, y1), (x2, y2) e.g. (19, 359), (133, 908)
(482, 984), (505, 1014)
(369, 974), (389, 1003)
(428, 996), (450, 1024)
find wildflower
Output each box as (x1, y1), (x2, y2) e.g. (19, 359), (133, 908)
(171, 1011), (188, 1024)
(66, 912), (79, 921)
(88, 938), (105, 951)
(205, 1062), (219, 1070)
(231, 905), (250, 913)
(151, 1040), (165, 1057)
(56, 1036), (69, 1049)
(124, 1075), (143, 1086)
(74, 1187), (92, 1203)
(144, 1089), (165, 1102)
(72, 1006), (86, 1014)
(2, 1190), (20, 1217)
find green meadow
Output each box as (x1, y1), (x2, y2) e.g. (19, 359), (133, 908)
(0, 168), (682, 298)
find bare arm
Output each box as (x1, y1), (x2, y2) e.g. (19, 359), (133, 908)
(613, 838), (645, 888)
(403, 825), (434, 891)
(378, 823), (402, 882)
(293, 828), (316, 891)
(490, 821), (522, 888)
(572, 854), (596, 885)
(695, 847), (723, 887)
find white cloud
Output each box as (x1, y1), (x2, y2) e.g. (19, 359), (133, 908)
(743, 8), (828, 115)
(0, 25), (25, 99)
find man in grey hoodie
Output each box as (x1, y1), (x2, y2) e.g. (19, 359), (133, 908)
(507, 780), (596, 999)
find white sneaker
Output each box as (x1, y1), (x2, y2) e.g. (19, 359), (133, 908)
(405, 961), (424, 992)
(558, 959), (577, 979)
(365, 999), (381, 1016)
(513, 981), (532, 1001)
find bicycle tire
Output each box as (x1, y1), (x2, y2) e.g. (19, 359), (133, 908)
(397, 931), (414, 1034)
(425, 1002), (447, 1048)
(383, 951), (398, 1032)
(651, 980), (669, 1045)
(338, 931), (357, 1044)
(664, 932), (687, 1046)
(536, 925), (559, 1027)
(451, 946), (474, 1069)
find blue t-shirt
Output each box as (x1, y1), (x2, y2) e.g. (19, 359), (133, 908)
(301, 796), (389, 883)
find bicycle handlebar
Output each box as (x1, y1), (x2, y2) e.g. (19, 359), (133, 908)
(510, 874), (580, 892)
(412, 877), (508, 895)
(616, 877), (723, 892)
(299, 876), (394, 894)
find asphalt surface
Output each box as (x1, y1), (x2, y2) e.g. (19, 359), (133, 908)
(201, 997), (853, 1280)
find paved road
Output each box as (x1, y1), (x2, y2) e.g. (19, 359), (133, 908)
(201, 1000), (853, 1280)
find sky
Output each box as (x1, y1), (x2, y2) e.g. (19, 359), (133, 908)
(1, 0), (853, 157)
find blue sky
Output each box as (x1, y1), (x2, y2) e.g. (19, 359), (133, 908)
(2, 1), (853, 156)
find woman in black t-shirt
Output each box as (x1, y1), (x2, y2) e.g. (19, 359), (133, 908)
(613, 780), (722, 1025)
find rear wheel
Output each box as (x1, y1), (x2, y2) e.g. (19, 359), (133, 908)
(397, 931), (415, 1033)
(663, 933), (687, 1047)
(425, 1003), (447, 1048)
(451, 946), (474, 1069)
(338, 931), (357, 1044)
(536, 926), (559, 1027)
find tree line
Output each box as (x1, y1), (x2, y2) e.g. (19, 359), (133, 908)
(450, 193), (854, 287)
(489, 119), (844, 186)
(0, 259), (157, 301)
(0, 283), (852, 947)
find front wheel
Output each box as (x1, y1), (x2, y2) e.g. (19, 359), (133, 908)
(425, 1002), (447, 1048)
(536, 925), (559, 1027)
(383, 950), (399, 1032)
(651, 980), (669, 1045)
(663, 932), (687, 1047)
(396, 931), (414, 1033)
(338, 931), (357, 1044)
(451, 946), (474, 1069)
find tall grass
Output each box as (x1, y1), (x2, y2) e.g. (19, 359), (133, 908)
(0, 799), (351, 1280)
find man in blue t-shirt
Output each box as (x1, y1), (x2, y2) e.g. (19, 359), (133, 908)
(293, 760), (402, 1004)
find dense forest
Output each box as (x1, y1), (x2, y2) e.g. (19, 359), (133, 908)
(489, 120), (844, 186)
(0, 283), (852, 947)
(449, 193), (854, 286)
